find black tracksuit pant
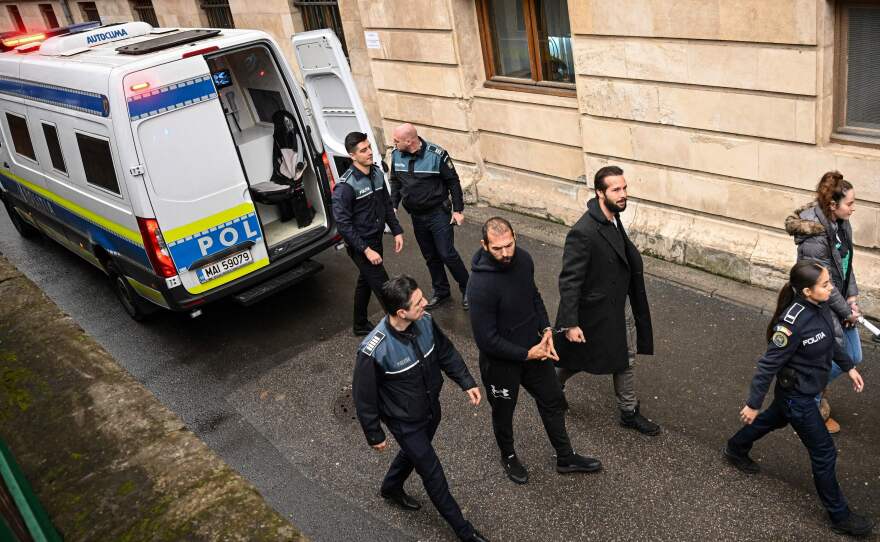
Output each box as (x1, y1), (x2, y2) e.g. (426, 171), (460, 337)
(347, 234), (388, 327)
(479, 357), (573, 458)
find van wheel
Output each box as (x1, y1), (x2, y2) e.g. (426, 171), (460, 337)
(106, 263), (156, 322)
(3, 201), (39, 239)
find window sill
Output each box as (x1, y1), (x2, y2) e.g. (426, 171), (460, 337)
(473, 85), (579, 109)
(483, 79), (577, 99)
(830, 131), (880, 152)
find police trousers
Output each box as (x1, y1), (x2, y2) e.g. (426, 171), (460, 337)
(411, 208), (469, 298)
(479, 357), (574, 459)
(346, 234), (389, 327)
(381, 410), (474, 540)
(727, 394), (851, 523)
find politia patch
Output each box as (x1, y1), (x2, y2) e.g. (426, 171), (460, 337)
(772, 331), (789, 348)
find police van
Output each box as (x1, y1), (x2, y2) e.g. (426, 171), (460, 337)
(0, 22), (379, 320)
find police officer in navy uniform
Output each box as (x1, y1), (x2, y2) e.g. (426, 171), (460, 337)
(332, 132), (404, 336)
(724, 261), (873, 537)
(353, 275), (489, 542)
(390, 123), (469, 309)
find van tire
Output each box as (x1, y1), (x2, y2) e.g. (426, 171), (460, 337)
(3, 201), (39, 239)
(106, 263), (156, 322)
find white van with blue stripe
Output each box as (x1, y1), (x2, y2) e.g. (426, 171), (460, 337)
(0, 23), (380, 320)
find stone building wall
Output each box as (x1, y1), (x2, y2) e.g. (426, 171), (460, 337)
(350, 0), (880, 310)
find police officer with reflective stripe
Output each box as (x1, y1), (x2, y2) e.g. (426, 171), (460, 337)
(390, 123), (469, 310)
(724, 261), (873, 537)
(353, 275), (489, 542)
(331, 132), (404, 336)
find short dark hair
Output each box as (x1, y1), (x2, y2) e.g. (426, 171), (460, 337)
(344, 132), (368, 155)
(594, 165), (624, 191)
(381, 275), (419, 314)
(482, 216), (514, 244)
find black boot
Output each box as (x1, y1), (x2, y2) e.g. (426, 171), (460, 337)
(380, 487), (421, 511)
(620, 403), (661, 436)
(832, 512), (874, 537)
(462, 530), (490, 542)
(556, 453), (602, 474)
(722, 446), (760, 474)
(501, 453), (528, 484)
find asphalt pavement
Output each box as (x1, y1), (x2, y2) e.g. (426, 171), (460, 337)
(1, 205), (878, 541)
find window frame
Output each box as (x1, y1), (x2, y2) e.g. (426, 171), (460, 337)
(475, 0), (576, 97)
(41, 121), (68, 176)
(78, 2), (101, 23)
(5, 112), (37, 163)
(74, 129), (121, 197)
(200, 0), (235, 29)
(130, 0), (159, 27)
(833, 1), (880, 147)
(7, 5), (26, 32)
(39, 4), (60, 29)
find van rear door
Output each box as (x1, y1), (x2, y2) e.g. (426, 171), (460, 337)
(124, 57), (269, 295)
(291, 30), (380, 179)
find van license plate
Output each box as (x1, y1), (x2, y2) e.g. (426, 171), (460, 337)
(197, 250), (252, 283)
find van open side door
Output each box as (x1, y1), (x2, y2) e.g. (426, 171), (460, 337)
(291, 30), (381, 180)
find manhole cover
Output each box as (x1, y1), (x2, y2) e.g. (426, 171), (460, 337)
(333, 386), (357, 423)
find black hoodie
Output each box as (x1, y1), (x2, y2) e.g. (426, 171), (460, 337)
(466, 246), (551, 363)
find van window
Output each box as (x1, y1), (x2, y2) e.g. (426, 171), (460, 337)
(42, 123), (67, 174)
(76, 132), (119, 194)
(6, 113), (36, 161)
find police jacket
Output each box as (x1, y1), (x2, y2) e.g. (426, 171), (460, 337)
(352, 313), (477, 445)
(389, 138), (464, 215)
(331, 164), (403, 254)
(467, 247), (551, 364)
(785, 202), (858, 322)
(746, 296), (854, 410)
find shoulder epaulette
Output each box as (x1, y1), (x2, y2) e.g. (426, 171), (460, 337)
(783, 302), (806, 325)
(338, 168), (353, 183)
(425, 142), (443, 156)
(361, 330), (385, 356)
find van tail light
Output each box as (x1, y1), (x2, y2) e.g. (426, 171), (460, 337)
(182, 45), (219, 59)
(137, 217), (177, 278)
(322, 152), (336, 192)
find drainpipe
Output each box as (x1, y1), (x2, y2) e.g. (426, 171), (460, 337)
(59, 0), (75, 25)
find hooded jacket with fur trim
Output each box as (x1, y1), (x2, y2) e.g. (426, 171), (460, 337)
(784, 202), (858, 321)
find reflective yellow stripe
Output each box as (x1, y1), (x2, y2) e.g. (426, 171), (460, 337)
(126, 277), (170, 308)
(186, 257), (269, 294)
(1, 168), (143, 246)
(163, 202), (256, 243)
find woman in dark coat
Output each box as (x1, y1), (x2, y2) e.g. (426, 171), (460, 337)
(554, 166), (658, 434)
(784, 170), (862, 433)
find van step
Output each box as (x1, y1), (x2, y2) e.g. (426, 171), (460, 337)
(232, 259), (323, 306)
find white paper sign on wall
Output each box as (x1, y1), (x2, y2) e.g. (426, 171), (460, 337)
(364, 31), (380, 49)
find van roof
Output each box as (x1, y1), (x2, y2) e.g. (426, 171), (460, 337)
(0, 24), (270, 81)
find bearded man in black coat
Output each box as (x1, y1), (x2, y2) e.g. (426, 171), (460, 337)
(554, 166), (660, 436)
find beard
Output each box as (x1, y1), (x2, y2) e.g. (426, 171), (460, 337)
(605, 197), (627, 214)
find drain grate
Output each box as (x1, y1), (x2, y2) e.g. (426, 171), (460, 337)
(333, 386), (357, 423)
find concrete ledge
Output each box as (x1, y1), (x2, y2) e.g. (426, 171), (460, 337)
(0, 256), (302, 541)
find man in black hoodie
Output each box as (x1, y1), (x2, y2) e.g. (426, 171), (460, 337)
(467, 217), (601, 485)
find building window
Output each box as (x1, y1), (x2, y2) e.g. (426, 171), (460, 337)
(476, 0), (575, 94)
(7, 6), (26, 32)
(131, 0), (159, 27)
(76, 133), (119, 195)
(79, 2), (101, 23)
(39, 4), (59, 29)
(201, 0), (234, 29)
(42, 123), (67, 174)
(293, 0), (348, 56)
(836, 3), (880, 142)
(6, 113), (36, 161)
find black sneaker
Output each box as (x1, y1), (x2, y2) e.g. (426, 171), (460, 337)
(501, 453), (528, 484)
(353, 321), (375, 337)
(556, 453), (602, 474)
(620, 404), (661, 436)
(425, 295), (450, 310)
(832, 512), (874, 537)
(723, 447), (760, 474)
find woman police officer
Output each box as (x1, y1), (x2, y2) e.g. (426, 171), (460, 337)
(723, 261), (872, 537)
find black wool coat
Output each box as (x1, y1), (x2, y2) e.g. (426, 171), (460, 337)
(554, 198), (653, 374)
